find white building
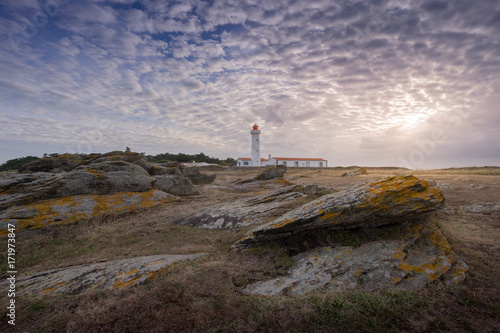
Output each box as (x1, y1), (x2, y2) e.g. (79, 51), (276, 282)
(237, 124), (328, 167)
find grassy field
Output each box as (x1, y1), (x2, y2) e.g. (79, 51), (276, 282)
(1, 166), (499, 332)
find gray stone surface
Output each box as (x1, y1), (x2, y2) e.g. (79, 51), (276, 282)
(6, 253), (205, 295)
(464, 201), (500, 214)
(45, 161), (156, 198)
(155, 175), (199, 196)
(243, 220), (467, 296)
(176, 184), (329, 229)
(233, 175), (444, 251)
(256, 165), (286, 180)
(0, 190), (179, 235)
(183, 167), (217, 185)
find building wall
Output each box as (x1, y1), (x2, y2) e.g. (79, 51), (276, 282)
(263, 158), (327, 167)
(236, 159), (252, 167)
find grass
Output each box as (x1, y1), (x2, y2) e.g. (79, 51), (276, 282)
(1, 166), (499, 332)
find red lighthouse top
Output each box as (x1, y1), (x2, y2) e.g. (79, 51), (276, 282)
(253, 124), (259, 130)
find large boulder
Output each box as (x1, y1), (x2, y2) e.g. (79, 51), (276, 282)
(256, 165), (286, 180)
(155, 175), (199, 196)
(36, 161), (156, 199)
(0, 190), (179, 236)
(232, 175), (444, 251)
(6, 253), (205, 295)
(242, 220), (468, 296)
(176, 184), (329, 229)
(88, 151), (154, 174)
(182, 167), (216, 185)
(19, 154), (95, 173)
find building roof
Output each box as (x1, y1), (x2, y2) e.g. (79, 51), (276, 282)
(237, 157), (269, 161)
(272, 157), (327, 161)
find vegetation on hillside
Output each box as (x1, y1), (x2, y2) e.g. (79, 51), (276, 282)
(0, 155), (39, 172)
(147, 152), (236, 166)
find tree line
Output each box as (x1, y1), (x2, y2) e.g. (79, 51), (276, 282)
(146, 152), (236, 166)
(0, 152), (236, 171)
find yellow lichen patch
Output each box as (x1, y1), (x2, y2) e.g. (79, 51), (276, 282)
(392, 248), (406, 260)
(146, 265), (173, 281)
(0, 190), (174, 236)
(274, 178), (292, 185)
(450, 261), (469, 283)
(354, 268), (365, 277)
(319, 211), (343, 223)
(270, 217), (297, 229)
(112, 269), (141, 289)
(360, 176), (444, 214)
(396, 223), (455, 282)
(87, 167), (104, 178)
(42, 280), (70, 293)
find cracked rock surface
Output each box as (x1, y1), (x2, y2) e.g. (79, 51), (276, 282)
(243, 220), (468, 296)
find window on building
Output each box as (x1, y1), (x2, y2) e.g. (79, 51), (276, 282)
(244, 162), (249, 166)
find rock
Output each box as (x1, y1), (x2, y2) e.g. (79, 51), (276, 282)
(242, 220), (467, 296)
(35, 161), (156, 199)
(18, 151), (156, 175)
(182, 167), (216, 185)
(6, 253), (205, 295)
(463, 184), (489, 190)
(255, 165), (286, 180)
(149, 165), (183, 176)
(438, 183), (455, 190)
(341, 167), (368, 177)
(89, 151), (154, 174)
(463, 201), (500, 214)
(232, 175), (444, 251)
(19, 154), (95, 173)
(176, 184), (328, 229)
(0, 172), (64, 210)
(155, 175), (199, 196)
(0, 190), (179, 236)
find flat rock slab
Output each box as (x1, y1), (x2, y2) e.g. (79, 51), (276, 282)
(233, 175), (444, 250)
(10, 253), (205, 295)
(464, 201), (500, 214)
(176, 185), (327, 230)
(243, 220), (468, 296)
(0, 190), (179, 236)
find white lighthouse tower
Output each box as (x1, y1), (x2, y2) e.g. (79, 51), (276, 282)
(250, 123), (261, 166)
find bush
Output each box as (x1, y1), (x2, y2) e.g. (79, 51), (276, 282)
(0, 155), (40, 172)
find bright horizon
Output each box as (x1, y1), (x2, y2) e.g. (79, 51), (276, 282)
(1, 0), (499, 169)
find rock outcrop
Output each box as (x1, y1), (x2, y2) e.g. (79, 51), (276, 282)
(6, 253), (205, 295)
(256, 165), (287, 180)
(0, 190), (179, 236)
(233, 175), (444, 250)
(464, 201), (500, 214)
(0, 151), (209, 234)
(243, 220), (467, 296)
(341, 167), (368, 177)
(183, 167), (216, 185)
(19, 154), (95, 173)
(176, 184), (329, 229)
(155, 175), (199, 196)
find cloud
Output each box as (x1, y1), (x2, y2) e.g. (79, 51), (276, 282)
(0, 0), (498, 168)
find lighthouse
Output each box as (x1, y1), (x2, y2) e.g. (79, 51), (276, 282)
(250, 123), (261, 166)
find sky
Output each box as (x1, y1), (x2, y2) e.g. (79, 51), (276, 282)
(0, 0), (499, 169)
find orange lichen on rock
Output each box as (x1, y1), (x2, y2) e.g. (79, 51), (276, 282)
(0, 190), (178, 236)
(232, 175), (444, 251)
